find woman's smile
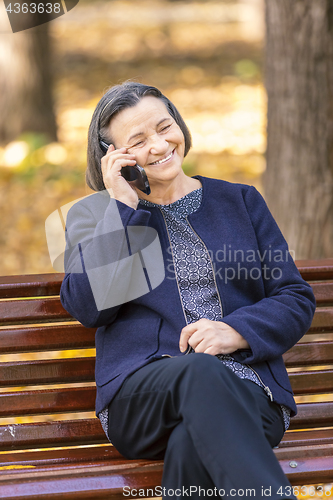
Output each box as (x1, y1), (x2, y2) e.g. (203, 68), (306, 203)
(149, 149), (175, 166)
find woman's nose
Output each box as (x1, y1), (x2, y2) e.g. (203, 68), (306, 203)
(149, 134), (168, 155)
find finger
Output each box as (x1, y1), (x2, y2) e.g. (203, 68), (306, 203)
(101, 155), (136, 175)
(179, 323), (198, 352)
(203, 345), (219, 356)
(188, 332), (206, 352)
(103, 150), (135, 164)
(101, 146), (133, 166)
(111, 146), (128, 154)
(113, 157), (137, 172)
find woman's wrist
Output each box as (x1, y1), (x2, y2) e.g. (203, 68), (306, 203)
(105, 186), (138, 210)
(114, 196), (138, 210)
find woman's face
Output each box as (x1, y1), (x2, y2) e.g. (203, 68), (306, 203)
(108, 96), (186, 187)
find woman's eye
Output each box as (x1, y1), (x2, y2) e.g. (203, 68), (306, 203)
(161, 125), (171, 132)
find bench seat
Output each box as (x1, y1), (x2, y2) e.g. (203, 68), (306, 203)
(0, 259), (333, 498)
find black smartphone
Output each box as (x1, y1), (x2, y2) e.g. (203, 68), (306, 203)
(99, 140), (150, 195)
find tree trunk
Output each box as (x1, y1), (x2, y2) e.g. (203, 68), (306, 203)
(0, 11), (57, 144)
(264, 0), (333, 259)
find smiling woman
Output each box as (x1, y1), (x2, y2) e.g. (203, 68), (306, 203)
(60, 81), (316, 500)
(103, 95), (200, 206)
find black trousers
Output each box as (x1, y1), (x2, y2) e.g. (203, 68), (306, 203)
(107, 353), (296, 500)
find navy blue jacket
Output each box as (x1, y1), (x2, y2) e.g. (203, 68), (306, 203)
(60, 176), (316, 417)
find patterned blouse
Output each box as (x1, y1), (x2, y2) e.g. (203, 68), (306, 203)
(98, 188), (290, 439)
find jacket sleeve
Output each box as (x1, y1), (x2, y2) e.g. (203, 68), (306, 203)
(60, 194), (153, 328)
(221, 186), (316, 364)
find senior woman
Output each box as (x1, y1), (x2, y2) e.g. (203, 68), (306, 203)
(60, 81), (316, 500)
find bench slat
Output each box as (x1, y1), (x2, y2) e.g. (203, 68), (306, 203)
(290, 401), (333, 429)
(0, 260), (330, 299)
(0, 419), (106, 451)
(4, 362), (330, 394)
(0, 462), (164, 500)
(0, 324), (96, 353)
(1, 402), (332, 452)
(0, 274), (63, 299)
(279, 428), (333, 448)
(310, 282), (333, 304)
(289, 369), (333, 394)
(1, 419), (332, 454)
(308, 307), (333, 332)
(0, 453), (332, 497)
(296, 258), (333, 281)
(2, 430), (331, 467)
(0, 445), (119, 468)
(283, 341), (333, 367)
(279, 454), (333, 485)
(0, 358), (95, 386)
(0, 387), (96, 417)
(1, 325), (330, 359)
(6, 298), (329, 332)
(0, 298), (72, 326)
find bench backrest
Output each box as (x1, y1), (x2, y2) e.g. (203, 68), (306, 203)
(0, 260), (333, 453)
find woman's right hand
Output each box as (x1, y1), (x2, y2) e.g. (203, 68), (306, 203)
(101, 144), (139, 210)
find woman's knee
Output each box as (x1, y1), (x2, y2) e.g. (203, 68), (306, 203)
(180, 352), (223, 374)
(177, 352), (232, 386)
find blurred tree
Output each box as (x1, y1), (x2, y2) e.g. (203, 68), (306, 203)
(264, 0), (333, 259)
(0, 11), (57, 144)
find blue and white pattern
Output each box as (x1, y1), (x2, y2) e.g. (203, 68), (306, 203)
(98, 188), (290, 439)
(145, 189), (222, 324)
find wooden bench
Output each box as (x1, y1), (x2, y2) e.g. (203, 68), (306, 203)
(0, 259), (332, 498)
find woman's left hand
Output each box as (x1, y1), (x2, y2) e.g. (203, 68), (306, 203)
(179, 319), (250, 355)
